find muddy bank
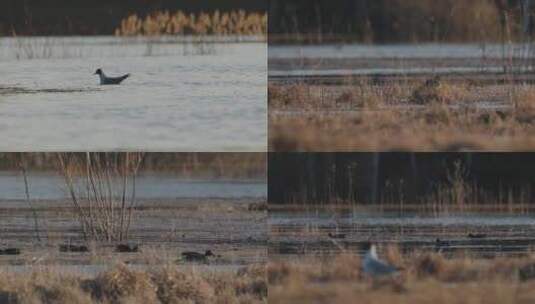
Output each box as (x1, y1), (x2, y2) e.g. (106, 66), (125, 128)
(270, 208), (535, 259)
(0, 198), (266, 267)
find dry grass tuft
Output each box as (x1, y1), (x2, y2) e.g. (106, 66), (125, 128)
(512, 85), (535, 112)
(268, 83), (317, 108)
(152, 268), (215, 304)
(0, 264), (266, 303)
(233, 264), (268, 299)
(414, 253), (447, 278)
(269, 250), (535, 303)
(0, 271), (93, 304)
(91, 263), (157, 303)
(269, 81), (535, 151)
(410, 77), (471, 105)
(321, 253), (363, 281)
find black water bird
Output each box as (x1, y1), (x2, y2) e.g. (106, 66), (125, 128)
(181, 250), (215, 263)
(468, 233), (487, 239)
(94, 68), (130, 85)
(435, 238), (450, 253)
(328, 232), (346, 239)
(116, 244), (139, 253)
(0, 248), (21, 255)
(59, 244), (89, 253)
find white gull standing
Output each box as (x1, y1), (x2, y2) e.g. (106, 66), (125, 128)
(362, 241), (402, 277)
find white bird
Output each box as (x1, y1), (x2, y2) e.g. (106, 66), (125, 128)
(94, 68), (130, 85)
(362, 242), (401, 277)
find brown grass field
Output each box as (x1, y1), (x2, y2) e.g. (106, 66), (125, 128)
(268, 247), (535, 304)
(0, 263), (266, 304)
(269, 77), (535, 151)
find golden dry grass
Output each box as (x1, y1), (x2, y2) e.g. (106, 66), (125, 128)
(269, 80), (535, 151)
(0, 263), (266, 304)
(0, 153), (267, 178)
(115, 10), (267, 36)
(268, 248), (535, 304)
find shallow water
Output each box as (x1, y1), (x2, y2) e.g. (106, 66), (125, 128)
(0, 198), (266, 267)
(268, 66), (504, 77)
(269, 43), (532, 78)
(270, 209), (535, 258)
(269, 43), (531, 59)
(0, 36), (267, 151)
(0, 171), (266, 201)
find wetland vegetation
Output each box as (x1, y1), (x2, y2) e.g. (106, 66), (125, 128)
(269, 0), (535, 151)
(268, 153), (535, 303)
(269, 248), (535, 304)
(0, 153), (267, 304)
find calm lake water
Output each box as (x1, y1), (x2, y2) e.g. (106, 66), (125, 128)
(269, 43), (524, 59)
(0, 171), (266, 201)
(0, 36), (267, 151)
(269, 43), (534, 77)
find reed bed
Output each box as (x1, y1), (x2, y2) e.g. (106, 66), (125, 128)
(115, 10), (267, 37)
(0, 263), (266, 304)
(269, 155), (534, 214)
(269, 248), (535, 304)
(0, 152), (266, 179)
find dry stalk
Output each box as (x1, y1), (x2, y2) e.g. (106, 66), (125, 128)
(56, 153), (144, 242)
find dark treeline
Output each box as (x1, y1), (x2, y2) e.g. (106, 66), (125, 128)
(269, 0), (532, 43)
(0, 153), (266, 178)
(0, 0), (266, 36)
(269, 153), (535, 205)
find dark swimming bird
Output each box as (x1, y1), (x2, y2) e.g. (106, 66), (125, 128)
(361, 242), (402, 277)
(328, 232), (346, 239)
(59, 244), (89, 253)
(435, 238), (450, 253)
(116, 244), (139, 253)
(0, 248), (21, 255)
(94, 68), (130, 85)
(467, 233), (487, 239)
(181, 250), (215, 263)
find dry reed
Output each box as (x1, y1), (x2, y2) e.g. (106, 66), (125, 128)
(269, 80), (535, 151)
(115, 10), (267, 36)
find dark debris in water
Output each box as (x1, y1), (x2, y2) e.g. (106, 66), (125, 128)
(270, 238), (535, 258)
(0, 248), (21, 255)
(0, 86), (98, 95)
(59, 244), (89, 253)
